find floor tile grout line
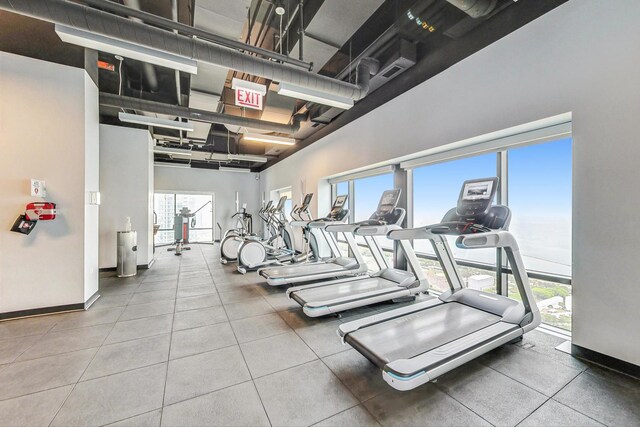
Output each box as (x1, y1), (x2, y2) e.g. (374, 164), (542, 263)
(102, 408), (162, 427)
(202, 247), (274, 427)
(310, 401), (376, 427)
(161, 378), (255, 410)
(516, 370), (607, 427)
(274, 302), (363, 414)
(0, 382), (79, 404)
(432, 381), (498, 427)
(47, 292), (130, 427)
(158, 249), (183, 427)
(480, 356), (582, 399)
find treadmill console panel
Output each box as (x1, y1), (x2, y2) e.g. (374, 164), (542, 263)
(367, 189), (402, 224)
(456, 178), (498, 219)
(301, 193), (313, 209)
(327, 195), (349, 221)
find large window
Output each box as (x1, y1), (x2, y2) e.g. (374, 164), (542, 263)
(412, 153), (496, 266)
(326, 135), (572, 330)
(153, 193), (214, 246)
(332, 173), (395, 271)
(411, 138), (572, 330)
(276, 188), (293, 220)
(508, 139), (572, 277)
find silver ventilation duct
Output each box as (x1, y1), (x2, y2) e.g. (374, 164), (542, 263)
(100, 93), (297, 134)
(0, 0), (377, 101)
(446, 0), (498, 18)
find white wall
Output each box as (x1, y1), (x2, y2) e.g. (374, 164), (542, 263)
(154, 167), (261, 238)
(0, 52), (99, 313)
(99, 125), (154, 268)
(261, 1), (640, 365)
(83, 74), (100, 300)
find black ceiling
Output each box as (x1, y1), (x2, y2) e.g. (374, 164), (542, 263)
(0, 0), (570, 172)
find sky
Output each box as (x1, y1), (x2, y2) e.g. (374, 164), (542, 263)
(338, 138), (573, 276)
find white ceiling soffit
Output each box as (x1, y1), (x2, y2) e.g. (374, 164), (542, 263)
(261, 92), (297, 124)
(190, 0), (251, 94)
(292, 0), (385, 73)
(187, 90), (221, 139)
(188, 90), (221, 111)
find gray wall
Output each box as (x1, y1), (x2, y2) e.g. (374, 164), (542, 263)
(154, 167), (261, 239)
(0, 52), (99, 313)
(99, 124), (154, 269)
(261, 1), (640, 365)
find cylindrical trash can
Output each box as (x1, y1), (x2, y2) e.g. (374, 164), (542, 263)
(117, 231), (138, 277)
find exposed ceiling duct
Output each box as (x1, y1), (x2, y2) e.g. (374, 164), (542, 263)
(188, 90), (221, 140)
(0, 0), (376, 102)
(189, 0), (250, 123)
(82, 0), (311, 69)
(291, 0), (385, 74)
(99, 93), (297, 134)
(153, 144), (267, 164)
(446, 0), (498, 18)
(297, 38), (416, 138)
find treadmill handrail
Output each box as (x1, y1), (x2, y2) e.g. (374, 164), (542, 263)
(308, 219), (343, 229)
(387, 222), (507, 242)
(355, 223), (401, 236)
(325, 223), (358, 233)
(456, 230), (519, 250)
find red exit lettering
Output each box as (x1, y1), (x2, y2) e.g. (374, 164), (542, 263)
(235, 88), (263, 110)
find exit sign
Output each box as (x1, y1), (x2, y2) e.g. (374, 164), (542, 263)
(232, 78), (266, 111)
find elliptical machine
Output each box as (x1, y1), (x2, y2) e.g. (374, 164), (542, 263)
(288, 193), (320, 264)
(236, 196), (297, 274)
(220, 203), (262, 264)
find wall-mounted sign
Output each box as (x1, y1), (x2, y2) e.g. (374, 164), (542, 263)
(232, 78), (267, 111)
(30, 179), (46, 197)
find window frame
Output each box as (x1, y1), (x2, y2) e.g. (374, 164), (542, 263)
(153, 191), (215, 246)
(328, 128), (572, 332)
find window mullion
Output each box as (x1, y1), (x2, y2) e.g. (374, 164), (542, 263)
(497, 151), (509, 296)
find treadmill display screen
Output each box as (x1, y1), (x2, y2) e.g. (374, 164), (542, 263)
(378, 189), (401, 213)
(302, 193), (313, 207)
(333, 195), (347, 208)
(462, 181), (494, 201)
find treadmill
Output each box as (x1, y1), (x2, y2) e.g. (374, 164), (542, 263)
(286, 189), (429, 317)
(338, 178), (541, 391)
(258, 194), (365, 286)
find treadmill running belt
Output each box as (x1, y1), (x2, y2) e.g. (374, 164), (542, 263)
(261, 262), (349, 278)
(292, 277), (399, 306)
(346, 303), (501, 368)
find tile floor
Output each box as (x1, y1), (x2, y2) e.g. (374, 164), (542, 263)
(0, 244), (638, 426)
